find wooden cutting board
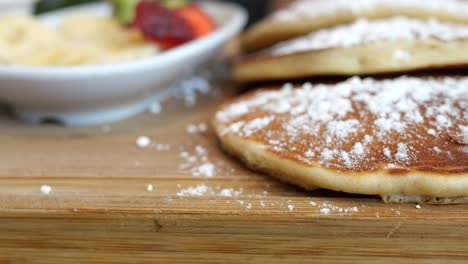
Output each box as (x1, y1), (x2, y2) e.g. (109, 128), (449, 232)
(0, 83), (467, 264)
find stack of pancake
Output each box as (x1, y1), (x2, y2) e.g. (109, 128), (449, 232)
(213, 0), (468, 204)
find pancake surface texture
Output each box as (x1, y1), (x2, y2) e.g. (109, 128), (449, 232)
(235, 17), (468, 82)
(242, 0), (468, 52)
(213, 77), (468, 203)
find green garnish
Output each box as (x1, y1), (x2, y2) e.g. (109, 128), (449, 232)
(111, 0), (192, 24)
(111, 0), (139, 24)
(161, 0), (190, 9)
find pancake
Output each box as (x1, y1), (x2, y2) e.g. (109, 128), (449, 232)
(242, 0), (468, 52)
(235, 17), (468, 82)
(213, 77), (468, 204)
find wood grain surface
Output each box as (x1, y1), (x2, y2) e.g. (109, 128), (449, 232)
(0, 83), (467, 263)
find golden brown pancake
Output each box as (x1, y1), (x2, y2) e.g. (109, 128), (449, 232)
(213, 77), (468, 204)
(242, 0), (468, 52)
(235, 17), (468, 82)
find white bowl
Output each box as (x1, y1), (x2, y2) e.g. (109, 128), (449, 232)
(0, 1), (247, 126)
(0, 0), (38, 15)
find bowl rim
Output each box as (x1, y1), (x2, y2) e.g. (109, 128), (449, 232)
(0, 0), (247, 78)
(0, 0), (38, 5)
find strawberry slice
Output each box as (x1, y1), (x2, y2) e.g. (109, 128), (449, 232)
(176, 4), (216, 38)
(133, 1), (196, 49)
(132, 0), (216, 49)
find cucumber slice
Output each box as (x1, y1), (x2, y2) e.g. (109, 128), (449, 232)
(162, 0), (190, 9)
(111, 0), (192, 24)
(111, 0), (140, 24)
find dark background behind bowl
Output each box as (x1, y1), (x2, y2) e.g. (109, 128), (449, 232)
(35, 0), (271, 25)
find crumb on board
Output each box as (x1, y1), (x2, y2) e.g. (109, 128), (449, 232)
(320, 208), (331, 215)
(40, 185), (52, 195)
(186, 123), (208, 134)
(136, 136), (151, 148)
(176, 184), (244, 197)
(192, 163), (216, 178)
(177, 144), (235, 178)
(176, 184), (210, 197)
(312, 202), (360, 216)
(147, 184), (154, 192)
(149, 102), (162, 114)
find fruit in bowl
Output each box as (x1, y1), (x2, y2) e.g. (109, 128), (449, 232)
(113, 0), (217, 49)
(0, 0), (217, 67)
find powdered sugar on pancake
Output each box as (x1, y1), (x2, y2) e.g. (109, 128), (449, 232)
(273, 0), (468, 22)
(271, 17), (468, 56)
(216, 77), (468, 172)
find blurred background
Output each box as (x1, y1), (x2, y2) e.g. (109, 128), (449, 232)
(35, 0), (283, 25)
